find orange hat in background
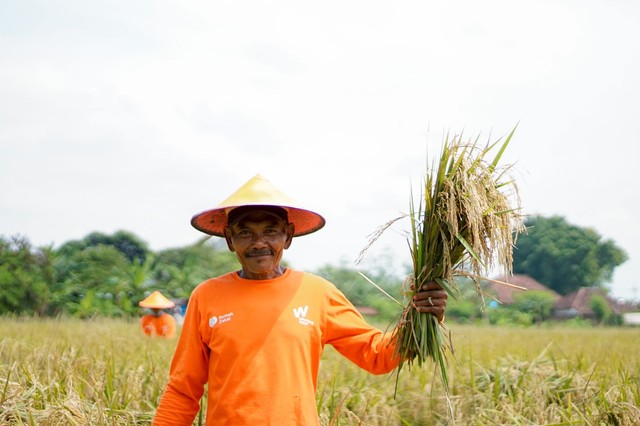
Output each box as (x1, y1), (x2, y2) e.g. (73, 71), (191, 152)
(139, 291), (175, 309)
(190, 174), (326, 238)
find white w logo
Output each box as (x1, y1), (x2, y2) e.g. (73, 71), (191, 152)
(293, 305), (309, 319)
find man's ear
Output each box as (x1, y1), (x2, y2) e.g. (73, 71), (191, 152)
(223, 227), (236, 252)
(284, 223), (295, 249)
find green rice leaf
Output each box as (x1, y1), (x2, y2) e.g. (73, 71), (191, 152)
(455, 233), (487, 269)
(490, 123), (518, 172)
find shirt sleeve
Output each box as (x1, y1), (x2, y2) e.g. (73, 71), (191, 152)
(153, 290), (210, 425)
(141, 316), (153, 336)
(159, 314), (177, 338)
(322, 285), (400, 375)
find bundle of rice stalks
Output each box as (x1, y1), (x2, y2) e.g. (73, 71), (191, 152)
(361, 126), (524, 391)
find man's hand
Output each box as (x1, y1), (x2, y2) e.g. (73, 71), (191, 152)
(411, 281), (448, 323)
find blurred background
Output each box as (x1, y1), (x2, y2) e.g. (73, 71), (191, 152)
(1, 0), (638, 301)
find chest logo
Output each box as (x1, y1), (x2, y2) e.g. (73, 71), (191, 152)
(293, 305), (314, 326)
(209, 312), (234, 328)
(209, 316), (218, 327)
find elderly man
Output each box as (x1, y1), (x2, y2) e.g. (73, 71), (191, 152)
(153, 174), (447, 425)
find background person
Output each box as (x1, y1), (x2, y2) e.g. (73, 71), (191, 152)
(139, 290), (177, 338)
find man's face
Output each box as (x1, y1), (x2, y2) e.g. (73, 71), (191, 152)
(223, 209), (295, 280)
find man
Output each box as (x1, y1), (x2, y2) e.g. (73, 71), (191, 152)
(139, 290), (177, 338)
(153, 174), (447, 425)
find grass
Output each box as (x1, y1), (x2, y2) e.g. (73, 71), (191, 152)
(0, 316), (173, 425)
(1, 317), (639, 425)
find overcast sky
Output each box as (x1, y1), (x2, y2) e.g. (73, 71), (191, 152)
(1, 0), (639, 300)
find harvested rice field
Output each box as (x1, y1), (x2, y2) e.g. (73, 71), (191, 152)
(1, 317), (638, 425)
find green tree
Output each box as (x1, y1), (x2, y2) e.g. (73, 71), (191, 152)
(445, 298), (482, 323)
(314, 260), (372, 306)
(589, 294), (613, 325)
(313, 255), (404, 323)
(445, 277), (486, 323)
(55, 245), (132, 317)
(487, 307), (534, 326)
(57, 230), (150, 263)
(511, 291), (557, 324)
(513, 216), (627, 295)
(152, 238), (240, 298)
(115, 255), (156, 314)
(0, 235), (55, 315)
(52, 231), (159, 316)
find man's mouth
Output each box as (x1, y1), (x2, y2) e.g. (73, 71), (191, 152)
(246, 249), (272, 258)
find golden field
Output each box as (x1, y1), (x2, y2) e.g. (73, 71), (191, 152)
(1, 317), (638, 425)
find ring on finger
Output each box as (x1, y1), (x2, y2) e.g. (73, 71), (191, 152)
(428, 296), (434, 306)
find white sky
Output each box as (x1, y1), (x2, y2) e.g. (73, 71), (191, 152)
(1, 0), (639, 300)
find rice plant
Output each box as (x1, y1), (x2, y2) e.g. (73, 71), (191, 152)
(361, 127), (525, 394)
(2, 317), (639, 425)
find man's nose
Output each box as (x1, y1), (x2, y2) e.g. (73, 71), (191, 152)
(251, 232), (269, 243)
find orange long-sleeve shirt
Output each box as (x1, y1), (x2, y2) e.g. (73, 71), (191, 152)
(141, 313), (177, 338)
(153, 268), (399, 425)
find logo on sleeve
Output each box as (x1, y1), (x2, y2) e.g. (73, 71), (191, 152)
(293, 305), (314, 326)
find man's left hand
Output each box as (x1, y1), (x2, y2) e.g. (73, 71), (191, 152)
(412, 281), (448, 323)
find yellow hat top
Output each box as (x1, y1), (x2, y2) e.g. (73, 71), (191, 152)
(190, 174), (325, 237)
(139, 291), (175, 309)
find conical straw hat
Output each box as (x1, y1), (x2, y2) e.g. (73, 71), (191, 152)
(139, 291), (175, 309)
(191, 174), (325, 237)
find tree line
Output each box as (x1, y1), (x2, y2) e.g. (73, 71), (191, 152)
(0, 215), (628, 322)
(0, 229), (405, 319)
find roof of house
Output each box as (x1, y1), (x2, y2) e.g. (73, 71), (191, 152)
(355, 306), (379, 316)
(555, 287), (622, 315)
(486, 274), (561, 304)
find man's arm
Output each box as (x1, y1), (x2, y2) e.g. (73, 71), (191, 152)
(153, 294), (210, 425)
